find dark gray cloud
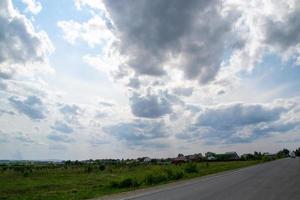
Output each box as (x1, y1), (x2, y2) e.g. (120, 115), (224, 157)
(9, 95), (47, 120)
(51, 121), (74, 134)
(264, 6), (300, 52)
(129, 92), (172, 118)
(103, 119), (169, 148)
(103, 0), (237, 83)
(0, 0), (51, 65)
(177, 102), (296, 144)
(197, 103), (285, 130)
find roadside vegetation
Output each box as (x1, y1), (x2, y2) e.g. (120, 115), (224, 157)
(0, 148), (296, 200)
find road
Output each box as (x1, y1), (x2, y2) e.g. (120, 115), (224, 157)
(98, 158), (300, 200)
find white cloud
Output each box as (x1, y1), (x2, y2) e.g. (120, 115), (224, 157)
(74, 0), (106, 11)
(225, 0), (300, 72)
(21, 0), (42, 15)
(0, 0), (53, 80)
(57, 15), (114, 47)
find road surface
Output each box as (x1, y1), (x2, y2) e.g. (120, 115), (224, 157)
(97, 158), (300, 200)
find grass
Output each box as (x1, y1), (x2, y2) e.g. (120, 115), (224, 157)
(0, 160), (265, 200)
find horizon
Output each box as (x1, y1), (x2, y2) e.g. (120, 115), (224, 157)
(1, 0), (300, 160)
(0, 147), (293, 162)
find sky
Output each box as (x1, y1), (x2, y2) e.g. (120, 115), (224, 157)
(0, 0), (300, 160)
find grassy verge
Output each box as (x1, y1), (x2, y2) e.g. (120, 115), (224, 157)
(0, 160), (265, 200)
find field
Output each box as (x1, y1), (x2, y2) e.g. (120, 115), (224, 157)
(0, 160), (264, 200)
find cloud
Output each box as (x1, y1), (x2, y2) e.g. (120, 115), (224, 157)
(21, 0), (42, 14)
(0, 0), (53, 65)
(226, 0), (300, 71)
(51, 121), (74, 134)
(47, 132), (74, 143)
(74, 0), (106, 11)
(57, 15), (114, 47)
(99, 101), (114, 107)
(101, 0), (238, 83)
(94, 111), (108, 118)
(129, 92), (172, 118)
(172, 87), (193, 97)
(103, 119), (169, 148)
(127, 77), (141, 89)
(14, 132), (38, 144)
(60, 104), (81, 115)
(0, 108), (15, 116)
(59, 104), (82, 124)
(196, 103), (285, 129)
(176, 102), (297, 144)
(0, 131), (9, 143)
(9, 95), (47, 120)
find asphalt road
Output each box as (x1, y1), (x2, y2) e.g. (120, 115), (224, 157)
(99, 158), (300, 200)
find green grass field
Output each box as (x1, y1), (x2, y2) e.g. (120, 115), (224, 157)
(0, 160), (264, 200)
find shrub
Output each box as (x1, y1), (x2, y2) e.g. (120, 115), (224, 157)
(110, 178), (140, 188)
(23, 171), (30, 177)
(84, 165), (93, 173)
(98, 165), (105, 171)
(172, 170), (184, 180)
(184, 163), (198, 173)
(144, 172), (168, 185)
(109, 180), (120, 188)
(164, 168), (184, 180)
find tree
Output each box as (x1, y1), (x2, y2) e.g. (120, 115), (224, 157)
(277, 149), (290, 158)
(295, 148), (300, 157)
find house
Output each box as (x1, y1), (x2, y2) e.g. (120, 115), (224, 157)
(137, 157), (151, 163)
(185, 153), (203, 162)
(224, 152), (240, 160)
(172, 154), (187, 164)
(207, 156), (217, 161)
(205, 152), (216, 158)
(205, 152), (217, 161)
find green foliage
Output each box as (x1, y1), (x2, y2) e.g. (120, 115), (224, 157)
(98, 164), (106, 171)
(184, 163), (198, 173)
(277, 149), (290, 158)
(0, 160), (263, 200)
(84, 165), (93, 173)
(110, 177), (140, 188)
(144, 172), (168, 185)
(295, 147), (300, 156)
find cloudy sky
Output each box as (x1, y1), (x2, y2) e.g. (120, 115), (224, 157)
(1, 0), (300, 160)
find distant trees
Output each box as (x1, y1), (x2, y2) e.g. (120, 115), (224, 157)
(295, 148), (300, 156)
(241, 152), (264, 161)
(277, 149), (290, 158)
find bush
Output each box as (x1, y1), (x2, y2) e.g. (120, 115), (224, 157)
(164, 168), (184, 180)
(184, 163), (198, 174)
(144, 172), (168, 185)
(109, 180), (120, 188)
(23, 171), (30, 177)
(110, 178), (140, 188)
(98, 165), (105, 171)
(84, 165), (93, 173)
(172, 170), (184, 180)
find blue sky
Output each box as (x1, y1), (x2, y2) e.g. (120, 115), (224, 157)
(0, 0), (300, 160)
